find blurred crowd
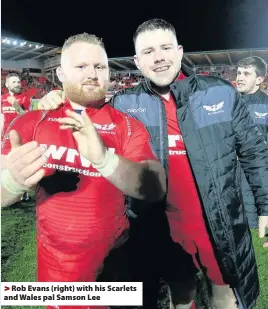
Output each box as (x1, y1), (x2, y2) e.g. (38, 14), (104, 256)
(2, 67), (268, 98)
(1, 69), (57, 98)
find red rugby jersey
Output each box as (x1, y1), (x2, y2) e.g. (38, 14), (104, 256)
(2, 101), (156, 252)
(163, 95), (209, 251)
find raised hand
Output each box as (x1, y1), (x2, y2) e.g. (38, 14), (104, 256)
(58, 109), (106, 165)
(37, 90), (65, 110)
(5, 130), (47, 189)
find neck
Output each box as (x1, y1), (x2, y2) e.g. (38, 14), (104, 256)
(151, 85), (170, 100)
(247, 85), (260, 94)
(8, 91), (14, 96)
(70, 102), (85, 110)
(69, 99), (105, 110)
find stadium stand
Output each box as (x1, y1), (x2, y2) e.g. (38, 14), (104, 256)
(2, 36), (268, 99)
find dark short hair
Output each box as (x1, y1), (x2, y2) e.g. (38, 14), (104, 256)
(237, 56), (267, 77)
(133, 18), (176, 45)
(6, 73), (20, 82)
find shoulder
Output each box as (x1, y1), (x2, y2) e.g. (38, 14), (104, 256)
(260, 91), (268, 102)
(1, 93), (8, 102)
(7, 110), (45, 129)
(105, 104), (147, 134)
(195, 74), (236, 92)
(112, 82), (148, 102)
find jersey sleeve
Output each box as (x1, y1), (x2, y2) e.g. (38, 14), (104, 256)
(1, 112), (39, 155)
(121, 115), (157, 162)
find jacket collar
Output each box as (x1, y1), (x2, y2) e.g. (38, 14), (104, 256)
(241, 89), (263, 103)
(142, 63), (195, 99)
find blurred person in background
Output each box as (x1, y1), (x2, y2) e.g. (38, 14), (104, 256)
(236, 56), (268, 230)
(1, 72), (32, 201)
(1, 73), (32, 137)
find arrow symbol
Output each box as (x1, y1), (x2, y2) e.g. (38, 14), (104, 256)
(5, 286), (10, 291)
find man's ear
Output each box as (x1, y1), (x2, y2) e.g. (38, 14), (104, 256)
(56, 67), (65, 83)
(178, 45), (183, 61)
(256, 76), (265, 86)
(134, 55), (140, 70)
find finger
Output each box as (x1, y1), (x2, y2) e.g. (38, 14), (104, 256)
(20, 155), (48, 180)
(15, 146), (47, 170)
(24, 168), (46, 188)
(43, 90), (63, 110)
(81, 110), (94, 127)
(65, 109), (86, 126)
(58, 117), (82, 128)
(259, 216), (266, 238)
(59, 125), (78, 131)
(8, 141), (39, 162)
(43, 97), (60, 110)
(263, 242), (268, 248)
(10, 130), (23, 149)
(48, 99), (60, 110)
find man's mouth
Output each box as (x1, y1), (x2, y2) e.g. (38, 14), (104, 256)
(153, 66), (170, 73)
(83, 84), (99, 89)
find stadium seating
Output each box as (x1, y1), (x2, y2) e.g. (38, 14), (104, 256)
(2, 68), (268, 100)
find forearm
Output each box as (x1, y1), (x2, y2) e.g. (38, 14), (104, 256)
(106, 157), (166, 201)
(1, 169), (28, 207)
(1, 185), (22, 207)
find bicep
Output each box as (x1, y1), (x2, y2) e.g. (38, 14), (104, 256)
(1, 115), (35, 156)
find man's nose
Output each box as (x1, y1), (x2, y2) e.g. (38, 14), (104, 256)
(153, 50), (165, 63)
(85, 66), (98, 80)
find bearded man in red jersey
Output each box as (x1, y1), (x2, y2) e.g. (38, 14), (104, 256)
(1, 33), (166, 309)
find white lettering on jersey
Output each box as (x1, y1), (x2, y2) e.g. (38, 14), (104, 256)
(168, 135), (183, 147)
(40, 144), (67, 160)
(93, 123), (116, 130)
(48, 117), (59, 122)
(41, 144), (115, 169)
(168, 135), (186, 156)
(2, 106), (16, 112)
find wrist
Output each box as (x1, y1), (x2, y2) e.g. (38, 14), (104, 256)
(1, 169), (28, 195)
(92, 150), (119, 177)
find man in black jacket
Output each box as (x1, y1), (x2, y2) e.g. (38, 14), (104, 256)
(37, 19), (268, 309)
(236, 56), (268, 232)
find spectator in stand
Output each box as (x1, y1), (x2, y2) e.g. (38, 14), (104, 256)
(1, 73), (32, 139)
(236, 56), (268, 232)
(1, 73), (32, 201)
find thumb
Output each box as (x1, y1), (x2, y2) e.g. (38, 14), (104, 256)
(10, 130), (23, 149)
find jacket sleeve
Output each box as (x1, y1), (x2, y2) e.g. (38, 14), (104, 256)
(232, 91), (268, 216)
